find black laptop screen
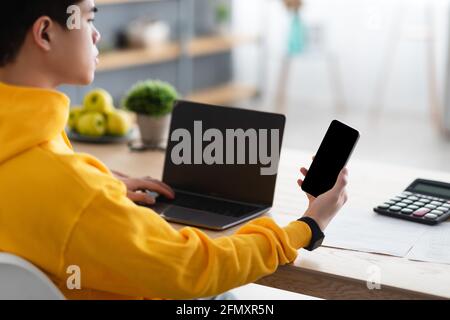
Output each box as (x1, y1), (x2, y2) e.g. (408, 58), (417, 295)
(162, 101), (285, 206)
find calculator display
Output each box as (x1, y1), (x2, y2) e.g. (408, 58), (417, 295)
(412, 183), (450, 199)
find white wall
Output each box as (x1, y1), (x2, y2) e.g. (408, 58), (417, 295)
(233, 0), (450, 114)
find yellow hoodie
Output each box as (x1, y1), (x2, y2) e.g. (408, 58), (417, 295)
(0, 82), (312, 300)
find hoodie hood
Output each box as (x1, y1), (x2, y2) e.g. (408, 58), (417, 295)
(0, 82), (70, 164)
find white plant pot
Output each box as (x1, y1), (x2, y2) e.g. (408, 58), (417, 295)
(137, 114), (171, 148)
(216, 22), (229, 36)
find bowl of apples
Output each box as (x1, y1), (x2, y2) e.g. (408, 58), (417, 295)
(67, 88), (135, 144)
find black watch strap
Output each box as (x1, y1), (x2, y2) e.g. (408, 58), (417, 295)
(297, 217), (325, 251)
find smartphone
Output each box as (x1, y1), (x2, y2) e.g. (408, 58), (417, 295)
(301, 120), (360, 197)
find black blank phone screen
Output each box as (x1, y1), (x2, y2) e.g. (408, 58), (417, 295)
(301, 120), (359, 197)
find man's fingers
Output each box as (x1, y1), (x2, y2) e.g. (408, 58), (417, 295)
(297, 179), (303, 187)
(123, 176), (175, 199)
(128, 191), (156, 205)
(300, 167), (308, 177)
(333, 168), (348, 190)
(139, 179), (175, 199)
(143, 177), (174, 196)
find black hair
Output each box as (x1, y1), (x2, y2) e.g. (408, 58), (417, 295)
(0, 0), (84, 67)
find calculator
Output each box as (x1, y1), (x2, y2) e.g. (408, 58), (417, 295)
(374, 179), (450, 225)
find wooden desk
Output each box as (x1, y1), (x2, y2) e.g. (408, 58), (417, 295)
(73, 142), (450, 300)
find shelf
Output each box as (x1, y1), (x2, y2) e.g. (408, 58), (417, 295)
(97, 43), (180, 72)
(186, 83), (258, 105)
(188, 35), (256, 57)
(97, 35), (257, 72)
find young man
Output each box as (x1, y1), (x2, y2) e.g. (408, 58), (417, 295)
(0, 0), (348, 299)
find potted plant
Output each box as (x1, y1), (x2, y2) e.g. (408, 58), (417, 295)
(123, 80), (178, 148)
(215, 2), (231, 35)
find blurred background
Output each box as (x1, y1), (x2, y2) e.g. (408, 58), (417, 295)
(62, 0), (450, 171)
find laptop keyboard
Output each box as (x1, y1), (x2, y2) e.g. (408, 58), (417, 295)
(158, 192), (262, 217)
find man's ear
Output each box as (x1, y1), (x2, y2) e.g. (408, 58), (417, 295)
(31, 17), (54, 51)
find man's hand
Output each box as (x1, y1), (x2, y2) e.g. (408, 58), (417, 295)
(297, 166), (348, 231)
(112, 170), (175, 206)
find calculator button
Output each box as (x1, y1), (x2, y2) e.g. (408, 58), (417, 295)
(401, 199), (413, 204)
(412, 208), (430, 217)
(430, 210), (444, 216)
(396, 203), (407, 207)
(388, 206), (402, 212)
(413, 201), (425, 207)
(401, 208), (413, 214)
(436, 206), (449, 212)
(419, 198), (430, 203)
(377, 204), (390, 209)
(424, 213), (438, 220)
(407, 205), (420, 210)
(430, 201), (443, 206)
(385, 200), (396, 205)
(397, 194), (407, 199)
(424, 204), (437, 209)
(402, 191), (412, 195)
(443, 203), (450, 208)
(408, 196), (419, 201)
(391, 197), (402, 201)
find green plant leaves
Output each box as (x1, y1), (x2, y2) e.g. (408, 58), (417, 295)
(123, 80), (178, 117)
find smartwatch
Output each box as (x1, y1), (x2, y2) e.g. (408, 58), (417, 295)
(297, 217), (325, 251)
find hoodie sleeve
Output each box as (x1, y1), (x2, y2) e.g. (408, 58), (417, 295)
(62, 185), (312, 299)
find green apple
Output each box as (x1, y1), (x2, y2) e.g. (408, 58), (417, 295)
(68, 106), (84, 131)
(107, 110), (131, 136)
(76, 112), (106, 137)
(83, 88), (114, 114)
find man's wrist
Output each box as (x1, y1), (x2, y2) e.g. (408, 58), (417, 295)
(297, 216), (325, 251)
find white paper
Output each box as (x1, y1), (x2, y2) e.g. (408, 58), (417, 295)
(321, 208), (430, 257)
(406, 222), (450, 265)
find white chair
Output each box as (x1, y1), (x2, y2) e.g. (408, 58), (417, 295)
(0, 253), (65, 300)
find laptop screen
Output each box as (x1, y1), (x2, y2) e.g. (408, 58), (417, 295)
(162, 101), (285, 206)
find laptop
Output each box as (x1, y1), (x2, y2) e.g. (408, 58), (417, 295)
(151, 100), (286, 230)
